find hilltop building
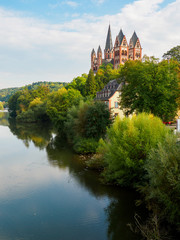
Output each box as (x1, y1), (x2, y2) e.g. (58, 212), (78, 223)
(91, 25), (142, 73)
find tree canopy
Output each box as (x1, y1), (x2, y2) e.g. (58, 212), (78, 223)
(119, 59), (180, 121)
(163, 45), (180, 63)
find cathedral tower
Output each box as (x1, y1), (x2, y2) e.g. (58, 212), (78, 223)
(97, 45), (102, 69)
(91, 48), (97, 72)
(114, 29), (129, 68)
(104, 25), (114, 62)
(129, 31), (142, 60)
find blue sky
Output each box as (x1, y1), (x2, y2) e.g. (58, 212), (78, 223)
(0, 0), (179, 88)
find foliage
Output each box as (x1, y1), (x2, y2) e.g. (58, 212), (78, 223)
(141, 134), (180, 230)
(0, 102), (4, 110)
(65, 100), (111, 153)
(73, 137), (99, 154)
(66, 74), (87, 97)
(98, 113), (170, 187)
(85, 69), (97, 97)
(8, 91), (22, 117)
(0, 81), (66, 103)
(8, 86), (50, 121)
(16, 102), (49, 123)
(163, 45), (180, 63)
(119, 60), (180, 121)
(95, 63), (120, 91)
(46, 88), (83, 127)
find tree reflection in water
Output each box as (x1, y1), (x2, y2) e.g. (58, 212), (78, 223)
(8, 118), (53, 149)
(4, 114), (143, 240)
(47, 133), (143, 240)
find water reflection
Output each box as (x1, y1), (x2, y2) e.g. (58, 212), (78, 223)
(0, 111), (9, 126)
(8, 119), (53, 149)
(0, 113), (142, 240)
(46, 134), (141, 240)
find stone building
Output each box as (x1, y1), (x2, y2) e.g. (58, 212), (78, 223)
(91, 25), (142, 73)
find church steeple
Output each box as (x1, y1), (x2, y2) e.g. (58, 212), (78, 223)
(129, 31), (142, 60)
(105, 25), (113, 51)
(104, 25), (114, 61)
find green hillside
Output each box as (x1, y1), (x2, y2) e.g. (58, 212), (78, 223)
(0, 81), (67, 102)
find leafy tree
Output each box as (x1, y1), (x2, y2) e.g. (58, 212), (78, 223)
(65, 100), (111, 153)
(95, 63), (120, 91)
(46, 88), (83, 127)
(163, 45), (180, 62)
(119, 60), (180, 121)
(85, 69), (97, 97)
(98, 113), (170, 187)
(8, 91), (22, 117)
(141, 134), (180, 230)
(66, 74), (87, 97)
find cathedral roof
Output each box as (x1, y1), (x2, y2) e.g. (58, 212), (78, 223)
(91, 48), (96, 55)
(97, 45), (102, 53)
(130, 31), (138, 47)
(105, 25), (113, 51)
(118, 29), (125, 45)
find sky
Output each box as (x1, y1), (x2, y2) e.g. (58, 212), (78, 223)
(0, 0), (179, 89)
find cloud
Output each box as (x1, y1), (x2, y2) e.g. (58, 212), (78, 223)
(92, 0), (105, 5)
(0, 0), (180, 88)
(64, 1), (79, 8)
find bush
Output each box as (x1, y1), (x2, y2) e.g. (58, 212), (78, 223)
(73, 137), (99, 154)
(142, 134), (180, 230)
(65, 100), (111, 154)
(98, 113), (171, 187)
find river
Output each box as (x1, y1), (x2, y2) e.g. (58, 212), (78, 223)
(0, 112), (143, 240)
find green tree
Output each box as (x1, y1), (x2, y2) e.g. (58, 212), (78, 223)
(95, 63), (120, 91)
(65, 100), (111, 153)
(8, 91), (22, 117)
(46, 88), (83, 127)
(163, 45), (180, 63)
(98, 113), (170, 187)
(85, 69), (97, 97)
(119, 60), (180, 121)
(66, 74), (87, 97)
(141, 134), (180, 230)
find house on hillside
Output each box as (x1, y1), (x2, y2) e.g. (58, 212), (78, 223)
(95, 79), (124, 117)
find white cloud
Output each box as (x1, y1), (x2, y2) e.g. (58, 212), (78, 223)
(92, 0), (105, 5)
(62, 1), (79, 8)
(0, 0), (180, 89)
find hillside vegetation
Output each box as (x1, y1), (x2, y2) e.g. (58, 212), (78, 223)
(0, 81), (67, 102)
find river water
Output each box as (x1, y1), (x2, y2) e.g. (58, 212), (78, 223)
(0, 112), (143, 240)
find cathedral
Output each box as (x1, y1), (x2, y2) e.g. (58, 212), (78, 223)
(91, 25), (142, 73)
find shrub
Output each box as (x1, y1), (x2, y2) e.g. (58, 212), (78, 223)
(142, 134), (180, 230)
(98, 113), (171, 187)
(73, 137), (99, 154)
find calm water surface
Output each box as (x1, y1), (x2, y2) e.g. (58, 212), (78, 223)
(0, 112), (142, 240)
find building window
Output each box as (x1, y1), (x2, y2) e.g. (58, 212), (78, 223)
(114, 102), (118, 108)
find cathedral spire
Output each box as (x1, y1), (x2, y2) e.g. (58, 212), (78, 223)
(105, 25), (113, 51)
(130, 31), (138, 47)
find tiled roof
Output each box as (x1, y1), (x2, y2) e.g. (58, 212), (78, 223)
(118, 29), (124, 45)
(130, 31), (138, 47)
(95, 79), (122, 100)
(97, 45), (102, 53)
(91, 48), (95, 55)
